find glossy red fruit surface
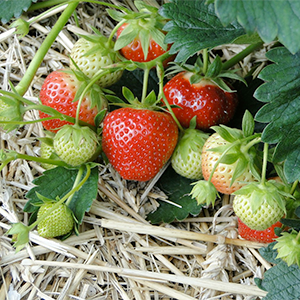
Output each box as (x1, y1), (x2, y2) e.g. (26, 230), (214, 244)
(39, 70), (102, 132)
(102, 107), (178, 181)
(238, 218), (282, 243)
(163, 72), (238, 130)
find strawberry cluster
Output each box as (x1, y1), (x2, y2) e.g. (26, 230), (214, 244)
(2, 1), (299, 267)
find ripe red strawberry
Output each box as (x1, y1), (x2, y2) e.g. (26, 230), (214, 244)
(163, 72), (238, 130)
(108, 1), (174, 67)
(116, 23), (173, 66)
(39, 69), (107, 133)
(237, 217), (282, 243)
(102, 107), (178, 181)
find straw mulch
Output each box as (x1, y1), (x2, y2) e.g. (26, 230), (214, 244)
(0, 1), (272, 299)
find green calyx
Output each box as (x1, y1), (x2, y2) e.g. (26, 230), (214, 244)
(233, 181), (289, 216)
(175, 120), (209, 163)
(274, 230), (300, 266)
(53, 124), (99, 167)
(75, 27), (121, 63)
(0, 95), (25, 132)
(106, 86), (161, 111)
(207, 111), (262, 186)
(190, 180), (219, 207)
(108, 0), (168, 60)
(167, 53), (246, 92)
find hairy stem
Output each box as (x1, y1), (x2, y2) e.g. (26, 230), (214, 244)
(156, 61), (183, 132)
(222, 42), (264, 70)
(15, 1), (79, 96)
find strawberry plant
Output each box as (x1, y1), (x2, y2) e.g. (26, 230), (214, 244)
(3, 0), (300, 298)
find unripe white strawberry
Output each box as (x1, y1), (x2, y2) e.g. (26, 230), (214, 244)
(171, 128), (208, 179)
(37, 202), (74, 238)
(70, 37), (123, 87)
(233, 181), (287, 230)
(53, 125), (98, 166)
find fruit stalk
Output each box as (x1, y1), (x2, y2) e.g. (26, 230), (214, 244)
(15, 1), (79, 96)
(27, 165), (91, 231)
(156, 61), (184, 132)
(222, 42), (264, 70)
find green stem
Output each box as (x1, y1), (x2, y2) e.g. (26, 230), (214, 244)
(15, 1), (79, 96)
(222, 42), (264, 70)
(107, 19), (127, 47)
(65, 165), (84, 206)
(202, 49), (209, 74)
(156, 61), (183, 132)
(28, 0), (69, 11)
(260, 143), (269, 185)
(141, 67), (150, 103)
(0, 151), (69, 172)
(28, 164), (91, 230)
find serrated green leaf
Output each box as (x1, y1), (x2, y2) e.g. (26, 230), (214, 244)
(159, 0), (245, 62)
(147, 166), (202, 224)
(258, 243), (300, 300)
(0, 0), (37, 23)
(254, 47), (300, 182)
(24, 166), (98, 224)
(215, 0), (300, 54)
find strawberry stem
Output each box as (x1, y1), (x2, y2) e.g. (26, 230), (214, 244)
(156, 61), (184, 132)
(222, 42), (264, 70)
(260, 143), (269, 185)
(15, 1), (79, 96)
(141, 67), (150, 103)
(28, 164), (91, 231)
(0, 151), (69, 172)
(202, 49), (209, 75)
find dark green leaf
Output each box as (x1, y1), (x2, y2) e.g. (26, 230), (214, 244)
(24, 166), (98, 224)
(215, 0), (300, 54)
(147, 166), (202, 224)
(0, 0), (37, 23)
(159, 0), (245, 62)
(258, 243), (300, 299)
(254, 47), (300, 182)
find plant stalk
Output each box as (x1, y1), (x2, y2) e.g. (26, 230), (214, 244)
(15, 1), (79, 96)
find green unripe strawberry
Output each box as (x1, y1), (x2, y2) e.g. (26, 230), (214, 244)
(53, 125), (98, 166)
(233, 181), (287, 230)
(40, 140), (57, 170)
(70, 36), (123, 88)
(274, 230), (300, 266)
(171, 128), (208, 179)
(37, 202), (74, 238)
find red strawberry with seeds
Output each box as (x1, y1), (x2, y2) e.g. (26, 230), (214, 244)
(237, 217), (282, 243)
(117, 23), (173, 67)
(39, 69), (107, 132)
(163, 73), (238, 131)
(102, 107), (178, 181)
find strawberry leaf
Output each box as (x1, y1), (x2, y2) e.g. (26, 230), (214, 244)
(24, 166), (98, 224)
(159, 0), (245, 62)
(0, 0), (37, 23)
(147, 166), (202, 224)
(215, 0), (300, 54)
(256, 243), (300, 299)
(254, 47), (300, 182)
